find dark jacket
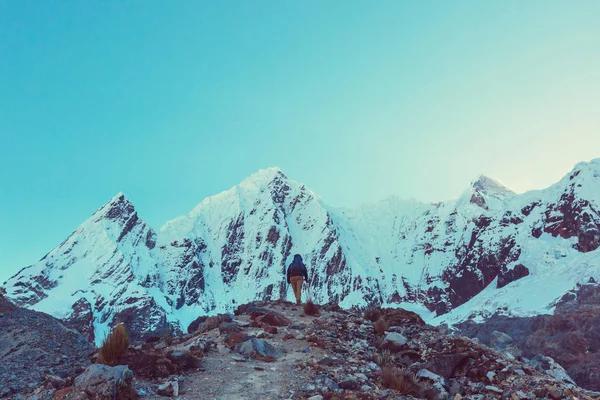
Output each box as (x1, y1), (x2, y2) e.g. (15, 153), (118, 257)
(286, 254), (308, 283)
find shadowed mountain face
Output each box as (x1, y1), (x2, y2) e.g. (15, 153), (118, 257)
(0, 294), (93, 398)
(456, 279), (600, 391)
(3, 160), (600, 343)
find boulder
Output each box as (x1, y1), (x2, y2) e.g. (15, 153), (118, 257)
(256, 311), (291, 327)
(71, 364), (136, 400)
(234, 338), (285, 362)
(378, 332), (408, 352)
(166, 350), (202, 370)
(156, 380), (179, 397)
(219, 321), (241, 334)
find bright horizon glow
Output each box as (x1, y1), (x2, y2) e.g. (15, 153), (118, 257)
(1, 1), (599, 283)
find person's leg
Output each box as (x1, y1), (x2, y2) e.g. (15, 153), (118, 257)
(297, 277), (304, 304)
(291, 277), (301, 303)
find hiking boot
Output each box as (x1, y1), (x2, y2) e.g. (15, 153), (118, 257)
(296, 300), (301, 305)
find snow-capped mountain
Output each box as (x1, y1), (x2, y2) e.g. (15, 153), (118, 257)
(4, 161), (600, 344)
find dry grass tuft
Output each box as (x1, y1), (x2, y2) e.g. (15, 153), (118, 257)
(374, 349), (392, 368)
(374, 349), (437, 399)
(98, 323), (130, 366)
(381, 364), (413, 392)
(364, 307), (382, 322)
(303, 299), (320, 316)
(374, 316), (389, 335)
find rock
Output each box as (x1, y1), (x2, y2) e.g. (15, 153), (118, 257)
(318, 357), (342, 366)
(424, 351), (474, 379)
(264, 326), (278, 334)
(528, 355), (576, 385)
(0, 296), (93, 396)
(488, 330), (522, 357)
(197, 316), (222, 333)
(314, 374), (341, 392)
(223, 332), (253, 348)
(120, 349), (179, 378)
(485, 385), (503, 394)
(257, 311), (291, 327)
(157, 380), (179, 397)
(301, 384), (316, 391)
(45, 375), (67, 389)
(234, 304), (272, 316)
(290, 323), (307, 330)
(307, 395), (324, 400)
(546, 385), (562, 400)
(338, 379), (360, 390)
(354, 373), (368, 381)
(219, 321), (241, 334)
(72, 364), (136, 400)
(234, 338), (285, 362)
(378, 332), (408, 352)
(235, 320), (250, 327)
(167, 350), (202, 369)
(187, 316), (208, 333)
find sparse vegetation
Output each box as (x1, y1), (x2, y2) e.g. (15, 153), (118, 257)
(364, 306), (382, 322)
(98, 323), (130, 366)
(381, 364), (413, 392)
(303, 299), (320, 316)
(374, 349), (392, 368)
(374, 316), (389, 335)
(374, 349), (437, 399)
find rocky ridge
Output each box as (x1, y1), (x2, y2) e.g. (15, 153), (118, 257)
(0, 292), (94, 398)
(10, 298), (600, 400)
(455, 278), (600, 391)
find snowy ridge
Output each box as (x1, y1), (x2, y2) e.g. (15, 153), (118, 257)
(4, 159), (600, 343)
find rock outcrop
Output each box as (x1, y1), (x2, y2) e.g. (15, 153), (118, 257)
(456, 279), (600, 391)
(0, 295), (94, 399)
(4, 298), (600, 399)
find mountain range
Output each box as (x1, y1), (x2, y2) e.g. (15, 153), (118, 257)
(4, 159), (600, 345)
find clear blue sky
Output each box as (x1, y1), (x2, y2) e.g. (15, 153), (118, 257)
(1, 1), (599, 283)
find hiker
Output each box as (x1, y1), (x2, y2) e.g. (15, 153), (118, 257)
(287, 254), (309, 305)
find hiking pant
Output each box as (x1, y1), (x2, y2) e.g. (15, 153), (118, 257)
(290, 276), (304, 303)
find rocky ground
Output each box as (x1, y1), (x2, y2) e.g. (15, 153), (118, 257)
(4, 294), (600, 399)
(456, 278), (600, 391)
(0, 292), (94, 398)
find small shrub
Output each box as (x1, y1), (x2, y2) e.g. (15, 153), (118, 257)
(303, 299), (320, 316)
(376, 355), (438, 399)
(374, 349), (391, 368)
(381, 364), (412, 392)
(364, 307), (382, 322)
(98, 323), (130, 366)
(374, 316), (389, 335)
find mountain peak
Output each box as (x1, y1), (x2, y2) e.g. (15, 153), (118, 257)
(239, 167), (287, 190)
(471, 175), (514, 196)
(94, 192), (136, 220)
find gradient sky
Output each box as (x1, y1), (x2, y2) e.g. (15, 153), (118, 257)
(1, 1), (599, 283)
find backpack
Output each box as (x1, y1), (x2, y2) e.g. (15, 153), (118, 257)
(289, 261), (304, 276)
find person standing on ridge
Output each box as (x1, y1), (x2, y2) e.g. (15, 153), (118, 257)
(287, 254), (309, 305)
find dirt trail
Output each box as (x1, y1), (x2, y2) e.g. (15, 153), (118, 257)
(142, 303), (331, 400)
